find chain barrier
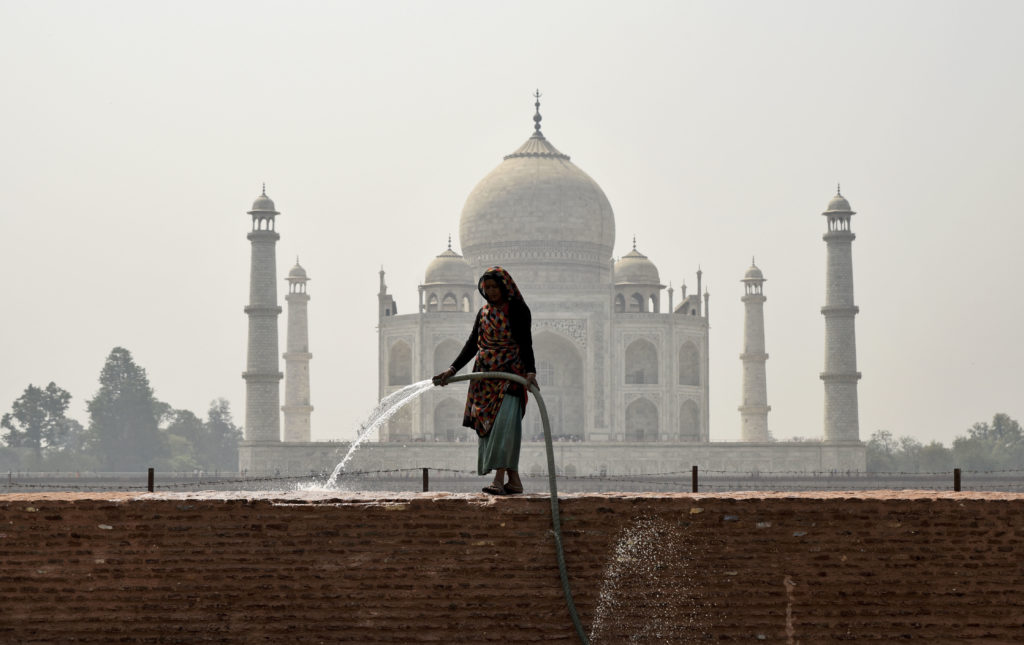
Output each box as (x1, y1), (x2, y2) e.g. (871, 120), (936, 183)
(4, 466), (1023, 493)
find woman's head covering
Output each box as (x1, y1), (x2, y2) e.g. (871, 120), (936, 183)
(478, 266), (523, 303)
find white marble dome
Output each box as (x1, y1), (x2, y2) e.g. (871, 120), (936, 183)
(459, 126), (615, 286)
(249, 189), (278, 214)
(288, 262), (307, 279)
(743, 262), (764, 281)
(614, 247), (661, 285)
(424, 245), (473, 285)
(824, 191), (853, 213)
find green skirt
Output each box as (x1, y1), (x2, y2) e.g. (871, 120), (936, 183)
(477, 394), (522, 475)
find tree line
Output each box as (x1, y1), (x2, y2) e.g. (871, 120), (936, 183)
(866, 413), (1024, 472)
(1, 347), (242, 472)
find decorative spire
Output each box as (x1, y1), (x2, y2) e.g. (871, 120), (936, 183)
(632, 235), (637, 251)
(752, 255), (756, 266)
(533, 89), (543, 135)
(262, 182), (267, 196)
(836, 182), (842, 196)
(296, 255), (300, 265)
(447, 234), (452, 250)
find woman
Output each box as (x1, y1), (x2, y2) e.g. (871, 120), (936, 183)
(433, 266), (538, 495)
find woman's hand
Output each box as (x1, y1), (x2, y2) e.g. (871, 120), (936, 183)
(526, 372), (539, 390)
(432, 367), (456, 386)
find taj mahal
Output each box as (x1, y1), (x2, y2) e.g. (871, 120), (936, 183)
(238, 97), (866, 475)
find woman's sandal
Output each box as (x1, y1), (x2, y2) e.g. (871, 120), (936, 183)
(482, 483), (506, 495)
(503, 484), (524, 495)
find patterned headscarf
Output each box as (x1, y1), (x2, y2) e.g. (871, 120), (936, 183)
(477, 266), (522, 303)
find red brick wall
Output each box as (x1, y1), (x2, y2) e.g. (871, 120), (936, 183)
(2, 491), (1023, 643)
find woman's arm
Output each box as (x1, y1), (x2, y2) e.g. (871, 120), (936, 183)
(451, 310), (482, 371)
(433, 309), (481, 386)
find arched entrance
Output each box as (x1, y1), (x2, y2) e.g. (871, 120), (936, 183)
(522, 331), (584, 441)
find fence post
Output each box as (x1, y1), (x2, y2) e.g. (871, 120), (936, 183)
(147, 467), (154, 492)
(953, 468), (961, 492)
(422, 467), (429, 492)
(692, 465), (699, 493)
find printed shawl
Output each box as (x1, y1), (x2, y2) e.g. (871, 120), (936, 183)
(464, 267), (529, 437)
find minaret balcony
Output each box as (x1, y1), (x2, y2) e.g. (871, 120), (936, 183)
(247, 229), (281, 241)
(820, 305), (859, 315)
(244, 305), (283, 315)
(819, 372), (862, 382)
(822, 230), (856, 242)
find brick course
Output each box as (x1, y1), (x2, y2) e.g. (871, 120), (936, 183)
(2, 491), (1022, 643)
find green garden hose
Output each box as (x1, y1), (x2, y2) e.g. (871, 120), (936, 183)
(440, 371), (589, 644)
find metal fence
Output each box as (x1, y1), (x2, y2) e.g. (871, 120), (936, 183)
(4, 467), (1023, 494)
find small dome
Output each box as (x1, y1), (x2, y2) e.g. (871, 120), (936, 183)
(614, 246), (661, 285)
(249, 187), (279, 215)
(288, 262), (307, 279)
(743, 261), (764, 282)
(824, 186), (854, 214)
(424, 245), (474, 285)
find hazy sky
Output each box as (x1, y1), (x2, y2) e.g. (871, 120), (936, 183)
(2, 1), (1022, 447)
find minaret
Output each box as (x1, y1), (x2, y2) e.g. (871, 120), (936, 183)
(739, 259), (770, 441)
(242, 186), (283, 443)
(821, 186), (861, 442)
(282, 259), (313, 442)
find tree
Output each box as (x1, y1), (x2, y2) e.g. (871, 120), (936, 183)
(203, 398), (242, 471)
(42, 418), (101, 472)
(160, 408), (205, 471)
(866, 430), (898, 472)
(952, 413), (1024, 470)
(918, 440), (954, 472)
(865, 430), (953, 473)
(1, 382), (74, 463)
(86, 347), (166, 471)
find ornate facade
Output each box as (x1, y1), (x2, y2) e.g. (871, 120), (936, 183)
(377, 101), (710, 448)
(238, 102), (867, 475)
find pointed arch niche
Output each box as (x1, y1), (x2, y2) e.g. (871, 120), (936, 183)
(388, 340), (412, 386)
(433, 339), (463, 374)
(522, 331), (584, 441)
(679, 399), (700, 441)
(625, 338), (659, 384)
(625, 398), (659, 442)
(432, 398), (466, 442)
(678, 341), (700, 386)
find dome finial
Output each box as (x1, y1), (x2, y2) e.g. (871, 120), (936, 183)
(447, 234), (452, 250)
(262, 182), (267, 196)
(836, 182), (842, 196)
(533, 89), (543, 135)
(632, 235), (637, 251)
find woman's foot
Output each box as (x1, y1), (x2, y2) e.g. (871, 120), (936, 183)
(482, 482), (506, 495)
(505, 470), (523, 494)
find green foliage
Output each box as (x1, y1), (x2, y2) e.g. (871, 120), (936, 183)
(951, 413), (1024, 470)
(156, 400), (242, 471)
(2, 349), (242, 473)
(86, 347), (166, 471)
(868, 414), (1023, 472)
(202, 398), (243, 471)
(1, 382), (75, 463)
